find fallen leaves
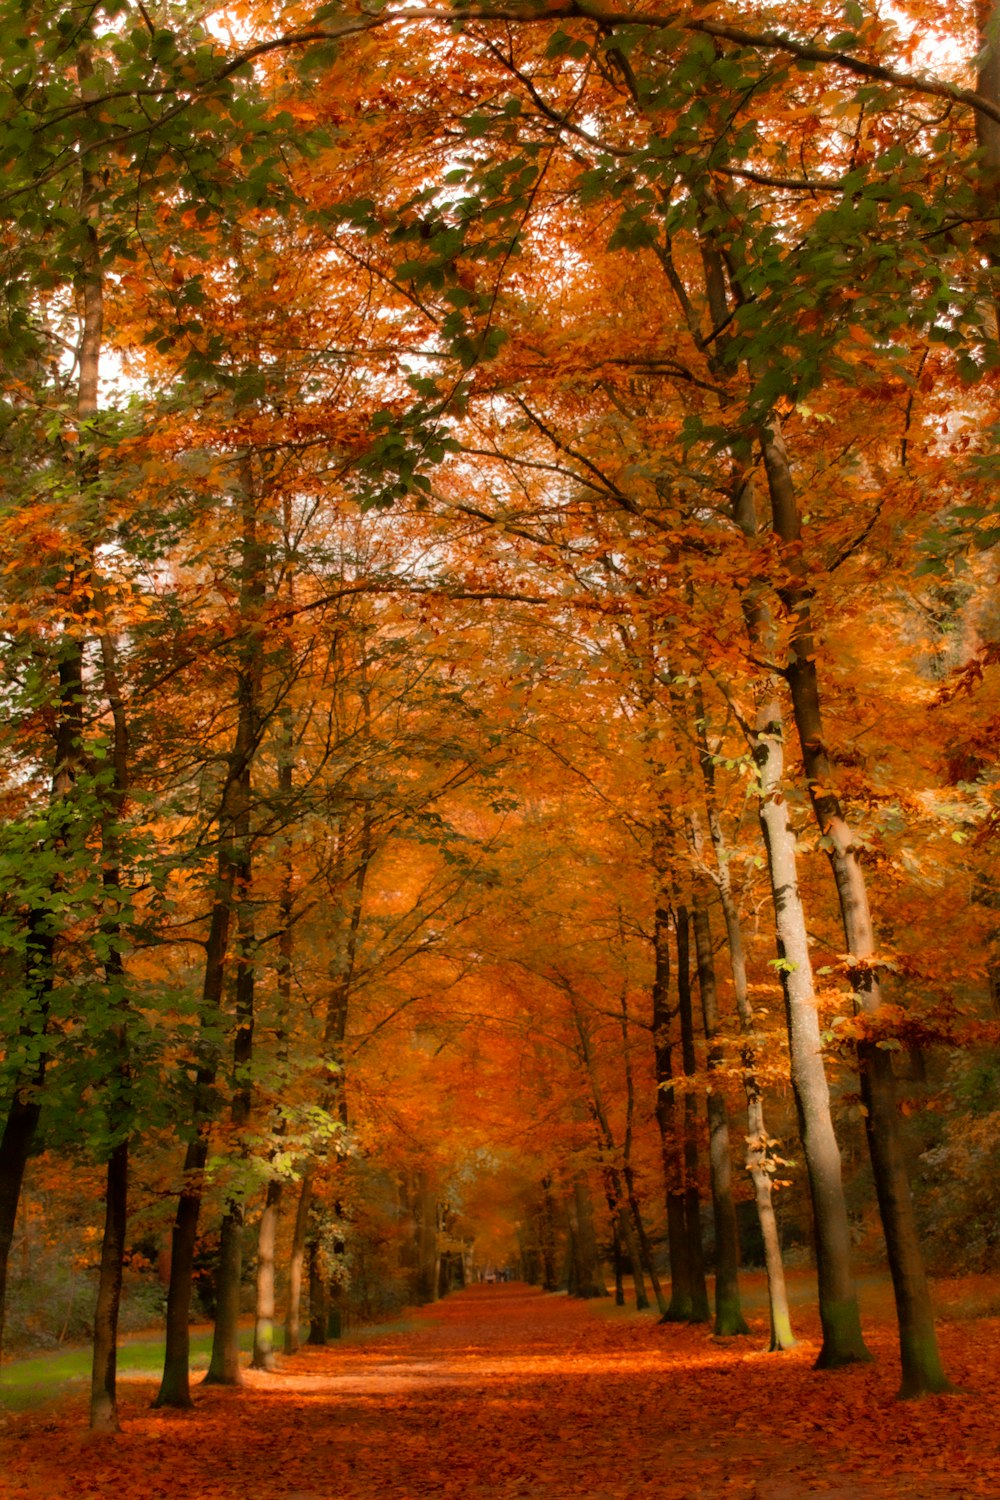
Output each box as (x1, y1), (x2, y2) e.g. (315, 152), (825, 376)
(2, 1281), (998, 1500)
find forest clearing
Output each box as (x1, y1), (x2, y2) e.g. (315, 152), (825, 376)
(4, 1284), (1000, 1500)
(1, 0), (1000, 1475)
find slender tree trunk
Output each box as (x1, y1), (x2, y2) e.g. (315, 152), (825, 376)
(252, 1180), (282, 1372)
(570, 1172), (607, 1298)
(610, 1216), (626, 1305)
(605, 1176), (647, 1310)
(284, 803), (372, 1335)
(652, 898), (696, 1322)
(683, 681), (791, 1350)
(416, 1169), (440, 1304)
(691, 905), (750, 1336)
(0, 1032), (46, 1370)
(761, 426), (948, 1396)
(540, 1178), (558, 1292)
(307, 1239), (328, 1344)
(284, 1167), (313, 1354)
(89, 629), (131, 1432)
(623, 1162), (667, 1316)
(205, 461), (262, 1390)
(726, 472), (872, 1369)
(203, 952), (252, 1384)
(155, 1138), (211, 1407)
(751, 685), (870, 1369)
(690, 677), (795, 1350)
(89, 1139), (127, 1433)
(620, 1205), (648, 1309)
(570, 982), (652, 1310)
(676, 907), (711, 1323)
(153, 895), (233, 1408)
(253, 703), (294, 1372)
(616, 973), (668, 1316)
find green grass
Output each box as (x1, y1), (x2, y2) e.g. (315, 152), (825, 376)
(0, 1326), (250, 1413)
(0, 1314), (421, 1414)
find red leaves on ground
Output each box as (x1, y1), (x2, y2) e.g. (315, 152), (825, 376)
(3, 1283), (997, 1500)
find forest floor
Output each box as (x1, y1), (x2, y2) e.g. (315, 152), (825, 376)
(1, 1278), (998, 1500)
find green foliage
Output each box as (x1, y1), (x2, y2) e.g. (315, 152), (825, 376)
(915, 1054), (1000, 1274)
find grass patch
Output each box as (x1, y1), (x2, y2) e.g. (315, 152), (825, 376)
(0, 1314), (422, 1414)
(0, 1327), (252, 1413)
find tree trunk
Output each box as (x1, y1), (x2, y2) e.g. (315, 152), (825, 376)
(692, 905), (750, 1336)
(652, 898), (696, 1322)
(89, 1139), (128, 1433)
(623, 1163), (667, 1316)
(153, 896), (232, 1408)
(204, 1206), (245, 1384)
(416, 1169), (439, 1304)
(307, 1239), (328, 1345)
(610, 1216), (626, 1305)
(205, 460), (261, 1390)
(0, 1080), (44, 1371)
(87, 614), (133, 1432)
(690, 679), (795, 1349)
(676, 906), (710, 1323)
(284, 1167), (312, 1354)
(540, 1178), (559, 1292)
(725, 473), (871, 1369)
(252, 1181), (282, 1372)
(751, 686), (870, 1369)
(253, 704), (294, 1373)
(608, 1182), (647, 1310)
(761, 424), (948, 1395)
(616, 968), (668, 1316)
(570, 1172), (607, 1298)
(154, 1133), (211, 1408)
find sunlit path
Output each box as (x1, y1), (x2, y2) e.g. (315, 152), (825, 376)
(3, 1283), (998, 1500)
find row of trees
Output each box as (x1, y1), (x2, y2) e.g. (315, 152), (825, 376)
(0, 0), (997, 1431)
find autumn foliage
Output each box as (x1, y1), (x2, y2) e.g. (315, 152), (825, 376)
(0, 0), (998, 1468)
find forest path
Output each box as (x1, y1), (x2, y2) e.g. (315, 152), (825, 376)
(3, 1282), (998, 1500)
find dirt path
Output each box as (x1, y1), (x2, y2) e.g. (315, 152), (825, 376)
(2, 1284), (996, 1499)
